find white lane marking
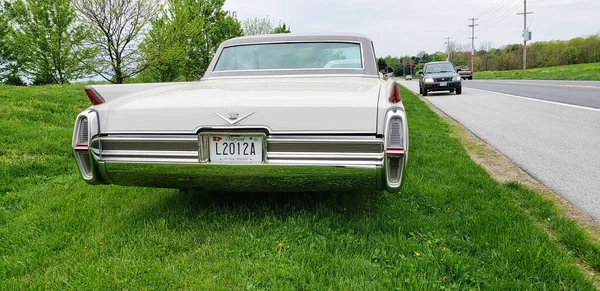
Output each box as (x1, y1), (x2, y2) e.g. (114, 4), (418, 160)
(467, 87), (600, 112)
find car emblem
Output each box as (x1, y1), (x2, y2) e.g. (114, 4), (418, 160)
(213, 111), (255, 126)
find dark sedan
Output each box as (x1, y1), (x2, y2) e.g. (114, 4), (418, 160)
(418, 61), (462, 96)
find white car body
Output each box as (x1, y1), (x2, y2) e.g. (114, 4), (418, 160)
(73, 34), (409, 192)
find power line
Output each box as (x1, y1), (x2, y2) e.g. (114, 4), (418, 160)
(477, 0), (515, 19)
(480, 0), (523, 25)
(479, 0), (523, 32)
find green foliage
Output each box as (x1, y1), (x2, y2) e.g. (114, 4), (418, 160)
(242, 16), (274, 36)
(272, 22), (290, 34)
(564, 46), (579, 64)
(1, 84), (599, 289)
(413, 63), (424, 74)
(5, 0), (95, 84)
(383, 56), (403, 76)
(377, 57), (387, 72)
(0, 3), (11, 69)
(2, 71), (26, 86)
(474, 62), (600, 81)
(141, 0), (243, 82)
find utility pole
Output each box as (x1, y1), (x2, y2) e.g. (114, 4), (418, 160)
(445, 37), (451, 61)
(517, 0), (533, 71)
(468, 18), (478, 71)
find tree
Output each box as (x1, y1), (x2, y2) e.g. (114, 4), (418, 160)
(563, 46), (579, 64)
(242, 16), (274, 36)
(384, 56), (403, 76)
(141, 0), (243, 82)
(377, 57), (387, 72)
(74, 0), (160, 84)
(5, 0), (94, 84)
(272, 22), (290, 34)
(0, 3), (12, 81)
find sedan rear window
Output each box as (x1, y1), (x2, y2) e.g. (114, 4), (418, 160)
(213, 42), (363, 71)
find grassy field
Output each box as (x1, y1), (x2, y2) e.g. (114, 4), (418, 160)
(1, 84), (600, 289)
(474, 62), (600, 81)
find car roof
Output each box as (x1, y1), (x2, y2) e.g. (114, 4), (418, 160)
(221, 33), (373, 46)
(426, 61), (452, 65)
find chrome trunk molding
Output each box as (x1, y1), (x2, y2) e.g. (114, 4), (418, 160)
(92, 134), (385, 167)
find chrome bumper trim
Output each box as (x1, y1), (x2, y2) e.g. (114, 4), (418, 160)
(95, 162), (383, 192)
(79, 134), (403, 192)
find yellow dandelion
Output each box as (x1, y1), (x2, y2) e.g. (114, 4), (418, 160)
(415, 252), (421, 257)
(277, 243), (284, 248)
(427, 240), (432, 245)
(84, 246), (88, 250)
(374, 259), (378, 263)
(442, 247), (447, 251)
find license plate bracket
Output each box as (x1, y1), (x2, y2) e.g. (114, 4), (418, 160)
(200, 134), (264, 164)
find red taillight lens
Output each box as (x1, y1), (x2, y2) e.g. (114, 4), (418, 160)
(389, 83), (401, 103)
(84, 87), (104, 105)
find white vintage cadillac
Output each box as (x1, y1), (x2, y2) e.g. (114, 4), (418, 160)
(72, 34), (409, 192)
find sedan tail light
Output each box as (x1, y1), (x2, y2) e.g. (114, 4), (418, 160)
(85, 87), (104, 105)
(389, 82), (401, 103)
(72, 111), (99, 181)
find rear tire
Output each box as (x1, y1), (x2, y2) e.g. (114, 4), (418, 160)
(456, 87), (462, 95)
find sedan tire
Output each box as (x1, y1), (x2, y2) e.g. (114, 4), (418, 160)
(456, 87), (462, 95)
(422, 89), (428, 96)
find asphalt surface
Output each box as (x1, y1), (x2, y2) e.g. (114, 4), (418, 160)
(463, 80), (600, 109)
(397, 79), (600, 223)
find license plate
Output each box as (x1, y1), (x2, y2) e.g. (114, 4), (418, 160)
(439, 82), (448, 87)
(209, 135), (263, 164)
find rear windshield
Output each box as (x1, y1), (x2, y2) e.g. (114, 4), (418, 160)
(213, 42), (363, 71)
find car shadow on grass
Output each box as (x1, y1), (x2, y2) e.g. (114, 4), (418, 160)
(116, 184), (395, 230)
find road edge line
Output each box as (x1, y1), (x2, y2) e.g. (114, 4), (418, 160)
(466, 87), (600, 112)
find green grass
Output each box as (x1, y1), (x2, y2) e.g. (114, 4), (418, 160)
(1, 84), (600, 289)
(474, 62), (600, 81)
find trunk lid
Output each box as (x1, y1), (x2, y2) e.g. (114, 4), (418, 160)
(102, 77), (382, 134)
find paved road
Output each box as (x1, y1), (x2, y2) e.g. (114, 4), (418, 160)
(397, 79), (600, 222)
(463, 80), (600, 109)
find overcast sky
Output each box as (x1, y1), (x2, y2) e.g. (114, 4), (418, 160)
(224, 0), (600, 57)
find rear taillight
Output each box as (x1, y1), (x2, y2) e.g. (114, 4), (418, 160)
(73, 116), (93, 179)
(386, 118), (404, 158)
(384, 111), (407, 189)
(389, 82), (401, 103)
(85, 87), (104, 105)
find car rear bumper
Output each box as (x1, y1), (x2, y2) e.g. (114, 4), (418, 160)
(90, 161), (384, 192)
